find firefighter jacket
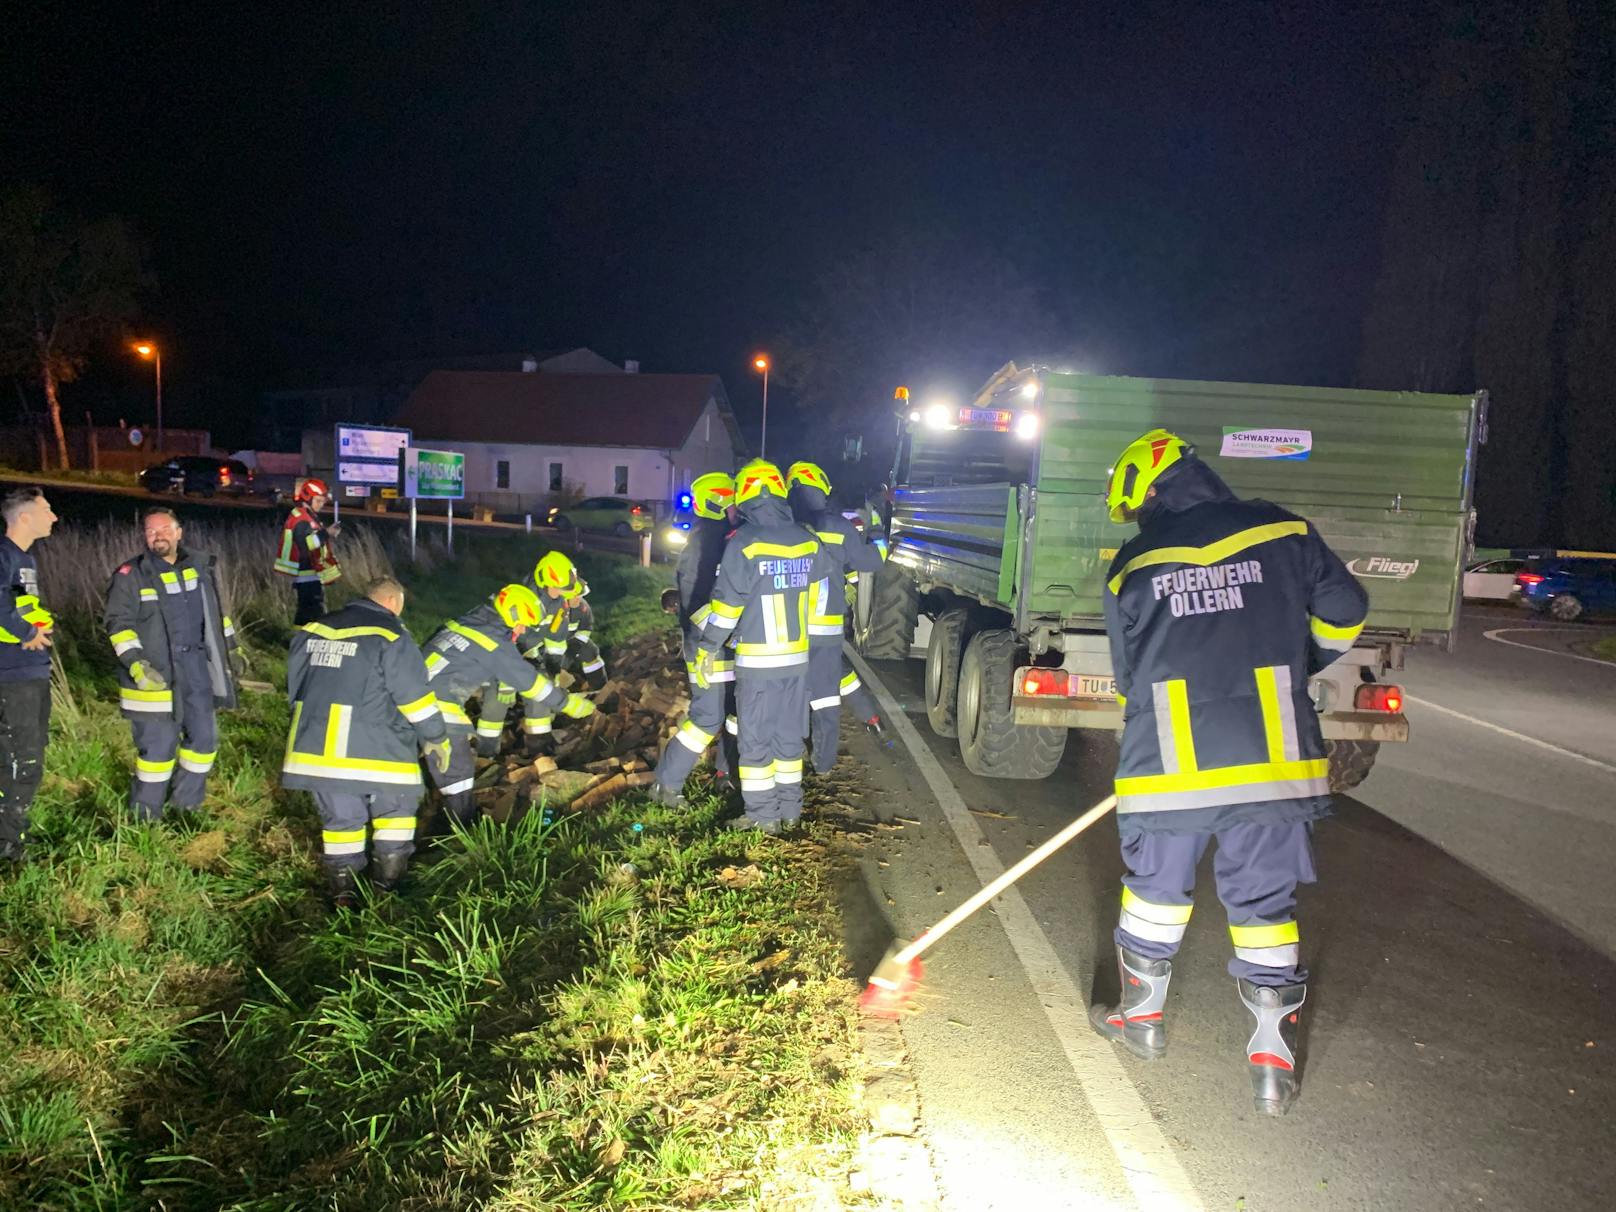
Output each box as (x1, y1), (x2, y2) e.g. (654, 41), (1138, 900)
(1103, 458), (1369, 836)
(274, 504), (342, 585)
(790, 486), (888, 642)
(697, 495), (836, 675)
(0, 535), (52, 683)
(281, 598), (446, 795)
(675, 517), (735, 683)
(422, 603), (570, 728)
(104, 549), (239, 724)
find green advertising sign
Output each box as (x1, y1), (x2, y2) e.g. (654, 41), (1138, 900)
(402, 447), (465, 499)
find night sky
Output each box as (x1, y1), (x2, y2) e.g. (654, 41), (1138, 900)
(6, 2), (1611, 544)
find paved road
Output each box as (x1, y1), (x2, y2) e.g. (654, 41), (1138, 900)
(839, 603), (1616, 1211)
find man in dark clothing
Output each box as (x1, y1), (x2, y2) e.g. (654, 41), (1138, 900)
(1088, 429), (1369, 1116)
(650, 471), (739, 805)
(103, 507), (242, 820)
(0, 486), (57, 865)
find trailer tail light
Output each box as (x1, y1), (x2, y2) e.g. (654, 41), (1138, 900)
(1021, 668), (1068, 696)
(1355, 684), (1404, 713)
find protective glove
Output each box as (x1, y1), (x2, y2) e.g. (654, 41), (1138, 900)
(691, 648), (715, 691)
(474, 733), (500, 758)
(130, 661), (167, 692)
(424, 737), (453, 774)
(327, 520), (343, 538)
(560, 692), (595, 720)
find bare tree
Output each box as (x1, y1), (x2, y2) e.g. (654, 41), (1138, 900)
(0, 186), (148, 469)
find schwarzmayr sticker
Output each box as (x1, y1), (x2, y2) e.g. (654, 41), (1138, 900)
(1220, 427), (1312, 460)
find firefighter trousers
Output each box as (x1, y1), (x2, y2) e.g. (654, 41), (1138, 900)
(129, 651), (218, 820)
(736, 667), (808, 825)
(426, 719), (478, 823)
(0, 678), (51, 859)
(293, 580), (325, 625)
(654, 669), (738, 793)
(1114, 820), (1315, 986)
(316, 789), (420, 872)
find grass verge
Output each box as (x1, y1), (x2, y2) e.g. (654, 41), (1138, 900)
(1590, 635), (1616, 663)
(1, 512), (869, 1210)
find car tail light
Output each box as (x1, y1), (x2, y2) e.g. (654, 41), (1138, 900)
(1355, 684), (1404, 713)
(1021, 668), (1069, 696)
(632, 505), (642, 514)
(219, 466), (231, 485)
(1515, 572), (1544, 585)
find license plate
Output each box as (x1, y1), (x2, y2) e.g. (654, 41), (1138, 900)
(1072, 675), (1117, 700)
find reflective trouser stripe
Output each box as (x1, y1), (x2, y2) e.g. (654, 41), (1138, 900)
(725, 715), (739, 735)
(523, 718), (553, 734)
(1151, 678), (1196, 774)
(1118, 886), (1193, 944)
(581, 658), (605, 673)
(476, 720), (504, 737)
(1230, 920), (1300, 968)
(809, 694), (840, 710)
(739, 762), (775, 791)
(839, 671), (861, 696)
(136, 757), (175, 782)
(438, 778), (474, 796)
(676, 720), (714, 753)
(774, 757), (803, 785)
(176, 748), (216, 773)
(323, 828), (367, 856)
(371, 815), (417, 842)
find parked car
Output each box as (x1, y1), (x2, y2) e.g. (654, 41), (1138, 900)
(1515, 558), (1616, 621)
(139, 456), (254, 498)
(548, 496), (654, 536)
(1463, 557), (1529, 601)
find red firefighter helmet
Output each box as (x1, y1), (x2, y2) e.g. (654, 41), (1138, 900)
(296, 477), (330, 503)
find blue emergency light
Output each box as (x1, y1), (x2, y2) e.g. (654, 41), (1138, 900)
(676, 491), (693, 510)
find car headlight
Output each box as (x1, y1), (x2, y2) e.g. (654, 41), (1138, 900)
(664, 527), (688, 547)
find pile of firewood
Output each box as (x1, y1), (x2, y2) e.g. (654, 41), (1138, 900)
(473, 630), (689, 820)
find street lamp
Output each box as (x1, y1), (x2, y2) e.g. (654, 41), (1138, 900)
(132, 341), (163, 451)
(752, 354), (770, 458)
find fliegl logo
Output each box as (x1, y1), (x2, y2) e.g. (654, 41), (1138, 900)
(1347, 556), (1420, 580)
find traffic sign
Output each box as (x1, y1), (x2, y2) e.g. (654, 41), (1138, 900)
(401, 447), (465, 499)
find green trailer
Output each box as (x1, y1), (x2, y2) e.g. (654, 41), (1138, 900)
(853, 365), (1487, 788)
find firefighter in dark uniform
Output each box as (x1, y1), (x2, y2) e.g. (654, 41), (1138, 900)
(693, 460), (834, 834)
(275, 477), (342, 625)
(476, 552), (606, 756)
(0, 486), (58, 866)
(422, 583), (595, 824)
(103, 507), (243, 820)
(1087, 429), (1369, 1116)
(650, 471), (739, 806)
(282, 577), (451, 907)
(786, 461), (889, 770)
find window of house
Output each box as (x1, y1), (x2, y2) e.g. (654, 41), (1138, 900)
(496, 460), (510, 489)
(549, 462), (563, 491)
(614, 465), (629, 494)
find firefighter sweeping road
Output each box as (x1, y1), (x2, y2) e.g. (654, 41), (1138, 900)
(842, 604), (1616, 1211)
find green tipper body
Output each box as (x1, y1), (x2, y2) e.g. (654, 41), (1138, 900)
(890, 372), (1484, 645)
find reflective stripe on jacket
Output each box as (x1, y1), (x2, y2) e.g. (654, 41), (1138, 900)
(275, 505), (341, 584)
(282, 599), (445, 794)
(1103, 460), (1368, 834)
(423, 603), (568, 725)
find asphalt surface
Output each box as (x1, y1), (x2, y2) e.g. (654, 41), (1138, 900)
(840, 604), (1616, 1211)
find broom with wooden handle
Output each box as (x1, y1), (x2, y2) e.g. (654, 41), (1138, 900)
(860, 793), (1119, 1017)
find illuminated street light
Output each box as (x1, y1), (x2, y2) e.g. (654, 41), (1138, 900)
(752, 354), (770, 458)
(131, 340), (163, 450)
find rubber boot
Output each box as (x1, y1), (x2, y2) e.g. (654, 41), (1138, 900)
(369, 850), (409, 893)
(585, 666), (608, 691)
(524, 732), (555, 758)
(1238, 977), (1306, 1116)
(1088, 944), (1172, 1060)
(324, 864), (360, 910)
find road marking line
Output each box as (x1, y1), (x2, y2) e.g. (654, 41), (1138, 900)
(1405, 694), (1616, 776)
(1482, 626), (1616, 668)
(848, 645), (1204, 1212)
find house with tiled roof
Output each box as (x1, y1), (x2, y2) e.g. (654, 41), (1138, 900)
(387, 369), (743, 512)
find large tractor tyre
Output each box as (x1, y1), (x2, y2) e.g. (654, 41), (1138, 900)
(924, 607), (972, 737)
(1326, 739), (1380, 793)
(855, 563), (919, 660)
(957, 629), (1068, 779)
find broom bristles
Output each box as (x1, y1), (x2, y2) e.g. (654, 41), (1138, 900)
(859, 956), (924, 1018)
